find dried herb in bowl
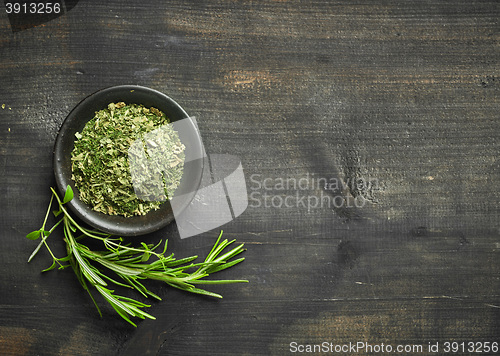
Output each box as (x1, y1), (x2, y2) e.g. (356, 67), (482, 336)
(71, 102), (185, 217)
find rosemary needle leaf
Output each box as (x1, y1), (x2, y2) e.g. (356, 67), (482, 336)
(162, 255), (198, 267)
(71, 247), (107, 286)
(204, 257), (246, 274)
(95, 257), (142, 276)
(95, 270), (133, 290)
(27, 244), (42, 263)
(180, 287), (224, 299)
(213, 244), (246, 264)
(96, 286), (135, 316)
(115, 294), (153, 309)
(192, 279), (249, 285)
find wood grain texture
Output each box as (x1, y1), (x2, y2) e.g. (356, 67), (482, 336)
(0, 1), (498, 355)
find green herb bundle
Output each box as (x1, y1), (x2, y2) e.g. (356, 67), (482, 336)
(26, 186), (247, 326)
(71, 102), (185, 217)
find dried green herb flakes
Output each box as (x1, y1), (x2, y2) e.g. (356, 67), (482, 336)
(71, 102), (185, 217)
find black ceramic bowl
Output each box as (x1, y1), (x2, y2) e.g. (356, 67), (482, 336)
(53, 85), (203, 236)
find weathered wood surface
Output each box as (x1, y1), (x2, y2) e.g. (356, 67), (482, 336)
(0, 1), (498, 355)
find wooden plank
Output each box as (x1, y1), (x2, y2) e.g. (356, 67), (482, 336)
(0, 0), (498, 355)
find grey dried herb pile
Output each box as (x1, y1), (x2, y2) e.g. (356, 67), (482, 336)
(71, 102), (185, 216)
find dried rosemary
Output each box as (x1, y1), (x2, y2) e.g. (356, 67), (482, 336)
(71, 102), (185, 217)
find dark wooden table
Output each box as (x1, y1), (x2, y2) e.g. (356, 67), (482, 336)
(1, 1), (499, 355)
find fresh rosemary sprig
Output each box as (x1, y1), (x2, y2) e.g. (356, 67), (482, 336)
(26, 186), (247, 327)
